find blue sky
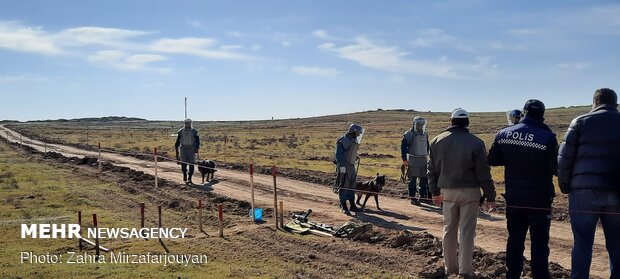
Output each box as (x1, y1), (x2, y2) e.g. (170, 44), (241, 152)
(0, 0), (619, 121)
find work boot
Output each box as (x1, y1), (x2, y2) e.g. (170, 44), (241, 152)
(340, 201), (351, 215)
(410, 197), (420, 205)
(348, 200), (362, 212)
(187, 174), (193, 185)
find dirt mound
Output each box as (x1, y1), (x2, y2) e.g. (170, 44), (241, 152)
(304, 156), (332, 161)
(351, 229), (571, 278)
(359, 152), (396, 159)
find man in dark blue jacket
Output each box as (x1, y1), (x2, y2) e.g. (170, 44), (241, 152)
(558, 88), (620, 279)
(488, 99), (558, 279)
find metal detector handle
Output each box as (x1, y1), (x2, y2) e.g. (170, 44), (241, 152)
(353, 157), (361, 183)
(303, 209), (312, 220)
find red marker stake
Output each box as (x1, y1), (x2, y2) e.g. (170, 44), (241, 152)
(140, 203), (145, 228)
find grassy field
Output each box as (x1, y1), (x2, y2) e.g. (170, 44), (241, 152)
(0, 140), (303, 278)
(0, 140), (444, 278)
(7, 106), (591, 185)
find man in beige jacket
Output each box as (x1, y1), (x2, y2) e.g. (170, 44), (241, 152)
(428, 108), (496, 278)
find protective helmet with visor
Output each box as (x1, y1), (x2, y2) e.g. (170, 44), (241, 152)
(412, 116), (427, 134)
(347, 124), (365, 144)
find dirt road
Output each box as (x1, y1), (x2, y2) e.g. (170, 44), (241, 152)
(0, 125), (610, 277)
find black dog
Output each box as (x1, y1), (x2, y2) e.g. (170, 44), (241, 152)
(355, 174), (386, 211)
(197, 160), (217, 184)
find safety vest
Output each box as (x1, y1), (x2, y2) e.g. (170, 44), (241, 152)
(338, 134), (359, 166)
(406, 129), (428, 156)
(178, 128), (196, 148)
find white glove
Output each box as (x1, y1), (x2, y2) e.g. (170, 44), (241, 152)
(339, 166), (347, 174)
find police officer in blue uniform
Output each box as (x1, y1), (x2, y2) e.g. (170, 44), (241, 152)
(488, 100), (558, 279)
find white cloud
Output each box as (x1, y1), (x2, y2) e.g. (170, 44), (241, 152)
(227, 31), (242, 38)
(0, 74), (47, 84)
(470, 56), (498, 75)
(490, 41), (527, 51)
(313, 30), (329, 39)
(389, 74), (405, 83)
(220, 45), (243, 51)
(321, 36), (457, 78)
(291, 66), (340, 78)
(0, 21), (64, 55)
(150, 37), (250, 60)
(0, 21), (254, 68)
(87, 50), (168, 71)
(250, 44), (261, 51)
(281, 41), (291, 47)
(411, 28), (473, 52)
(318, 42), (335, 50)
(55, 26), (150, 47)
(0, 21), (152, 56)
(506, 28), (539, 35)
(187, 20), (205, 29)
(556, 4), (620, 35)
(556, 62), (590, 71)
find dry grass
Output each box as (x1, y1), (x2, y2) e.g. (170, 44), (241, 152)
(8, 106), (591, 186)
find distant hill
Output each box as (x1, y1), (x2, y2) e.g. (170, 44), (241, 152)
(27, 116), (147, 123)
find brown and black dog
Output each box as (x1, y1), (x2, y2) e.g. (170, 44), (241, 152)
(355, 174), (386, 211)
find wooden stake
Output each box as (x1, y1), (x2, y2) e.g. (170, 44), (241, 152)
(272, 166), (278, 229)
(154, 148), (159, 188)
(78, 211), (82, 251)
(218, 204), (224, 237)
(198, 199), (203, 232)
(98, 142), (102, 173)
(44, 142), (47, 153)
(279, 201), (284, 228)
(158, 205), (162, 229)
(250, 162), (255, 223)
(93, 214), (100, 260)
(224, 137), (228, 163)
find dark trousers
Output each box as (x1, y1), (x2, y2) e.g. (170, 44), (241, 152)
(408, 176), (429, 199)
(339, 188), (354, 203)
(506, 207), (551, 279)
(181, 164), (194, 178)
(569, 190), (620, 279)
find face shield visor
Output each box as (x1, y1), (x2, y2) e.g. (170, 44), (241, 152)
(505, 111), (521, 126)
(355, 127), (366, 144)
(184, 119), (193, 129)
(413, 118), (427, 134)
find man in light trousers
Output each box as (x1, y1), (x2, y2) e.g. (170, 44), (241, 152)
(428, 108), (496, 278)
